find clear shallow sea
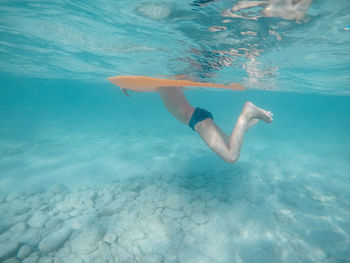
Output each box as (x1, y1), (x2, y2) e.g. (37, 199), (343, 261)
(0, 1), (350, 262)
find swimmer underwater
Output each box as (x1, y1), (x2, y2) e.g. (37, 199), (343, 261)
(108, 76), (273, 163)
(105, 0), (319, 162)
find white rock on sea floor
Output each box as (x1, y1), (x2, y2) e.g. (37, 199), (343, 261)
(45, 218), (62, 230)
(9, 222), (27, 235)
(17, 244), (33, 259)
(56, 192), (94, 213)
(190, 212), (210, 225)
(49, 184), (68, 194)
(71, 228), (100, 255)
(103, 232), (117, 244)
(181, 217), (196, 232)
(38, 256), (54, 263)
(183, 203), (193, 217)
(3, 258), (20, 263)
(143, 253), (164, 263)
(22, 252), (39, 263)
(56, 200), (73, 213)
(95, 191), (114, 209)
(0, 241), (19, 261)
(121, 191), (138, 203)
(103, 191), (114, 204)
(0, 223), (26, 246)
(38, 227), (72, 253)
(67, 193), (94, 210)
(54, 212), (71, 221)
(20, 230), (42, 247)
(163, 208), (185, 220)
(54, 194), (64, 202)
(191, 200), (206, 213)
(64, 256), (84, 263)
(8, 200), (30, 215)
(27, 195), (44, 210)
(111, 244), (135, 262)
(164, 193), (189, 210)
(28, 212), (49, 228)
(100, 199), (124, 216)
(66, 214), (96, 229)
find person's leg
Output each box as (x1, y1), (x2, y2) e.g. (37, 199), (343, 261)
(195, 102), (273, 163)
(158, 87), (273, 163)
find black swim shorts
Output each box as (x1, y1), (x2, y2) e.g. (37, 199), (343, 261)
(188, 107), (214, 131)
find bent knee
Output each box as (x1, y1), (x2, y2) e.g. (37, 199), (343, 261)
(223, 154), (240, 163)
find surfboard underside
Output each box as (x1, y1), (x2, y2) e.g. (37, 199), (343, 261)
(108, 76), (244, 92)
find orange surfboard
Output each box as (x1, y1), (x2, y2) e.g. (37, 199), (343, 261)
(108, 75), (244, 92)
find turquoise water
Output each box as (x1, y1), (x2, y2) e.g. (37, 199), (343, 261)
(1, 1), (350, 262)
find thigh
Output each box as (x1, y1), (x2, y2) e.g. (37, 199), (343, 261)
(196, 119), (230, 156)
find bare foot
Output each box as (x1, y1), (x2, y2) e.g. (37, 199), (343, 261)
(246, 118), (259, 130)
(241, 101), (273, 126)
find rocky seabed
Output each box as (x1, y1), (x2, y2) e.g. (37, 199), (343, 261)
(0, 169), (348, 263)
(0, 171), (241, 263)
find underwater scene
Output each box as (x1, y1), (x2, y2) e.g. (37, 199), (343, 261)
(0, 0), (350, 262)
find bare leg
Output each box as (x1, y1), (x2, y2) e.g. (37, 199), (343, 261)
(195, 102), (273, 163)
(158, 87), (273, 163)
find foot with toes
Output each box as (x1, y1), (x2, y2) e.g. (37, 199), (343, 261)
(241, 101), (273, 129)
